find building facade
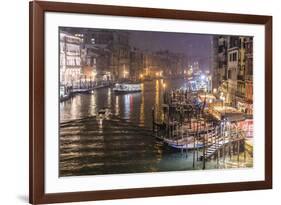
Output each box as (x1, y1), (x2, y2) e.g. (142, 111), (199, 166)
(243, 37), (253, 115)
(212, 36), (228, 92)
(142, 50), (185, 79)
(60, 31), (82, 88)
(130, 47), (144, 81)
(212, 35), (253, 115)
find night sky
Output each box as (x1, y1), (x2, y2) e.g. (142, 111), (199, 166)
(130, 31), (212, 59)
(129, 30), (212, 70)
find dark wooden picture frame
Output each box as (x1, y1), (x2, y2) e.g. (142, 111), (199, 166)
(29, 1), (272, 204)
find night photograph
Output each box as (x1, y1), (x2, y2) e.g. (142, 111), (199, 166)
(59, 27), (254, 176)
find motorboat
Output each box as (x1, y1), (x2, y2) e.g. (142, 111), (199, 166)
(96, 108), (111, 120)
(113, 83), (142, 93)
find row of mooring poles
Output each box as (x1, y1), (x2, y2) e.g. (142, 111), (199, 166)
(237, 134), (240, 167)
(193, 115), (199, 168)
(152, 107), (155, 134)
(217, 120), (227, 168)
(213, 123), (248, 169)
(202, 119), (206, 170)
(176, 116), (246, 169)
(193, 118), (196, 168)
(185, 129), (188, 158)
(223, 121), (226, 164)
(152, 106), (160, 138)
(216, 124), (219, 166)
(196, 119), (201, 162)
(192, 113), (208, 169)
(180, 125), (188, 158)
(243, 138), (246, 162)
(181, 125), (183, 155)
(167, 106), (170, 139)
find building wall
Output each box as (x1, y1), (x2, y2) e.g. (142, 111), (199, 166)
(60, 31), (82, 87)
(142, 50), (185, 78)
(130, 48), (144, 80)
(237, 37), (246, 98)
(212, 35), (253, 113)
(212, 36), (228, 91)
(112, 31), (131, 80)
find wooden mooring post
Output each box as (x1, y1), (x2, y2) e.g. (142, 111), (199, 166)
(202, 120), (206, 170)
(193, 134), (196, 168)
(152, 107), (155, 134)
(196, 118), (199, 161)
(237, 140), (240, 168)
(244, 138), (246, 162)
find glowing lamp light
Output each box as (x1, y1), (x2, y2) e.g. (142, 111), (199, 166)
(200, 75), (206, 80)
(123, 69), (128, 78)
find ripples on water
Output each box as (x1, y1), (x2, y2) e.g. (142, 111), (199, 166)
(59, 79), (253, 176)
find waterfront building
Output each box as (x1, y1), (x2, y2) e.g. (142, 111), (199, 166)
(242, 37), (253, 115)
(212, 36), (228, 92)
(60, 31), (82, 88)
(130, 47), (144, 81)
(64, 28), (131, 81)
(226, 36), (240, 106)
(142, 50), (185, 78)
(235, 37), (247, 112)
(80, 44), (98, 86)
(115, 31), (131, 80)
(212, 36), (253, 115)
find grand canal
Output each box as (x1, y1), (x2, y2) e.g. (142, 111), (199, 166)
(59, 79), (253, 176)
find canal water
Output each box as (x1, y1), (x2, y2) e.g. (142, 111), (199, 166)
(59, 79), (253, 176)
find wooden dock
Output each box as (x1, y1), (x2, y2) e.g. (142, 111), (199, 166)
(203, 133), (245, 160)
(152, 88), (247, 169)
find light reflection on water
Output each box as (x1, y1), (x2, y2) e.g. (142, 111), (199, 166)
(140, 83), (145, 125)
(89, 93), (96, 116)
(115, 95), (119, 116)
(59, 79), (253, 176)
(123, 94), (131, 119)
(60, 79), (177, 127)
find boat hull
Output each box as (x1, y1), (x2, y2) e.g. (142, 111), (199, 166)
(168, 143), (204, 150)
(113, 90), (141, 94)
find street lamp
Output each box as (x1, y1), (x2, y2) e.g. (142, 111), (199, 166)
(213, 88), (217, 94)
(200, 74), (206, 81)
(123, 66), (128, 79)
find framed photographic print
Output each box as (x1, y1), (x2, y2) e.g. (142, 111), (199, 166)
(29, 1), (272, 204)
